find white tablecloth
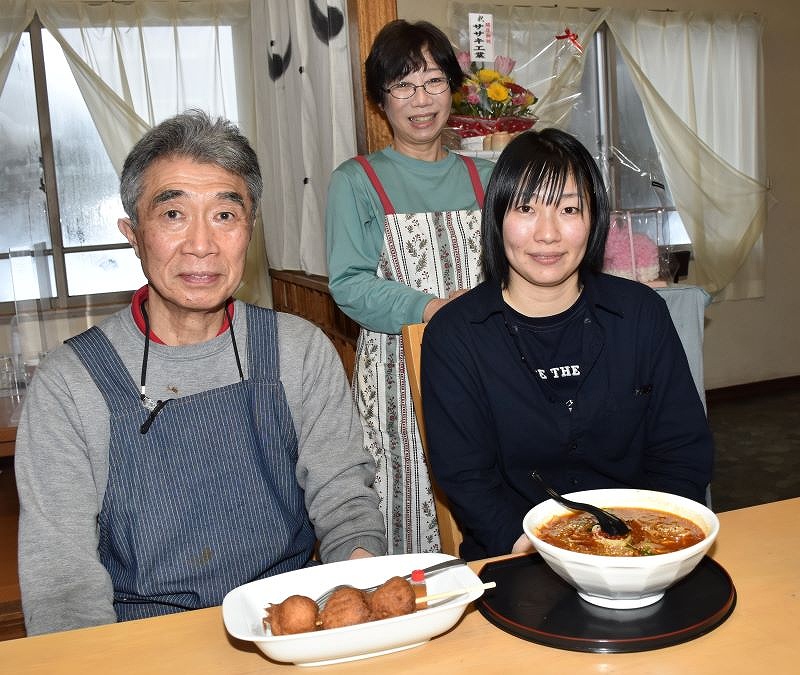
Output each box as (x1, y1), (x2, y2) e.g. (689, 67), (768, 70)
(654, 284), (711, 409)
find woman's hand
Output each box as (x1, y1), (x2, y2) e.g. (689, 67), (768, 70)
(423, 289), (468, 323)
(511, 533), (534, 554)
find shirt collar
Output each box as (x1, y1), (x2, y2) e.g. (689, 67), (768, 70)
(464, 272), (626, 324)
(129, 285), (234, 344)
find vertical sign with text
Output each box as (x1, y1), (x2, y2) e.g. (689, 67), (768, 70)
(468, 12), (494, 63)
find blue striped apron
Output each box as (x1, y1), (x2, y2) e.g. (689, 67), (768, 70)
(67, 305), (315, 621)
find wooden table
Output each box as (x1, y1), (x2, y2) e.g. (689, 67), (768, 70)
(2, 498), (798, 674)
(0, 396), (22, 458)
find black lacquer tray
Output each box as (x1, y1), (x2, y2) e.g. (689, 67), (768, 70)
(477, 554), (736, 653)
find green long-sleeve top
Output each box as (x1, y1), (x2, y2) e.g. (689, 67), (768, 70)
(325, 147), (495, 334)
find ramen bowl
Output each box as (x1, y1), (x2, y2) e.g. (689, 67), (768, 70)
(522, 488), (719, 609)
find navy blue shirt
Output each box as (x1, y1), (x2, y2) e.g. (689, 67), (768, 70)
(421, 273), (714, 560)
(504, 294), (587, 411)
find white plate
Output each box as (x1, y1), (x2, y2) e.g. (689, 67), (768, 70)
(222, 553), (483, 667)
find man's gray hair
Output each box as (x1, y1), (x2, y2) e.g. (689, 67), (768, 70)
(120, 109), (263, 226)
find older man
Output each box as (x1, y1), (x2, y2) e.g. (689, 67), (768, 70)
(16, 110), (386, 635)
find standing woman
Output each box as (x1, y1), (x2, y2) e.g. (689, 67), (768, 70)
(326, 20), (495, 554)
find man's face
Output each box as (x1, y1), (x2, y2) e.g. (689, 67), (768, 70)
(118, 156), (253, 322)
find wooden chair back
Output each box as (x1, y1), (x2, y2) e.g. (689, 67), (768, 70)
(401, 322), (463, 557)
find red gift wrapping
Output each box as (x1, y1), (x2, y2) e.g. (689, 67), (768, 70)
(446, 114), (537, 138)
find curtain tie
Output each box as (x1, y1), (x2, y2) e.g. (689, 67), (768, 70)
(556, 27), (584, 54)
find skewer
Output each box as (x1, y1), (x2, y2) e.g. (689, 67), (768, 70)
(415, 581), (496, 604)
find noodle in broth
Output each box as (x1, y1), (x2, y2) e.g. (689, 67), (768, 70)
(535, 507), (705, 556)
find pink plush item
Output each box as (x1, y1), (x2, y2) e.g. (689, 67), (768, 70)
(603, 215), (660, 282)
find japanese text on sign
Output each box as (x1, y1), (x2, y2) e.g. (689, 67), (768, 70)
(468, 12), (495, 62)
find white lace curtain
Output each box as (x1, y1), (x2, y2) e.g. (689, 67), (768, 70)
(0, 0), (355, 304)
(249, 0), (356, 278)
(448, 3), (769, 299)
(0, 3), (33, 91)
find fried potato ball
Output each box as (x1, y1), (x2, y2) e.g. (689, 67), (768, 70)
(369, 575), (416, 620)
(263, 594), (319, 635)
(263, 576), (421, 635)
(319, 587), (371, 629)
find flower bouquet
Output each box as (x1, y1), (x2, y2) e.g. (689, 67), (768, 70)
(447, 53), (538, 150)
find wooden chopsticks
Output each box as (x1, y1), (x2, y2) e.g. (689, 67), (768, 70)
(415, 581), (496, 604)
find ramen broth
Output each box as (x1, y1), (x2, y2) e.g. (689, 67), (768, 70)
(536, 507), (705, 556)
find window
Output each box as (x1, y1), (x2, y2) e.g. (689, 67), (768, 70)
(449, 4), (768, 294)
(449, 8), (692, 281)
(0, 12), (242, 314)
(565, 24), (691, 277)
(0, 17), (145, 312)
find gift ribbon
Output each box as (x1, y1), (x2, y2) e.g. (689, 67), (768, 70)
(556, 27), (584, 54)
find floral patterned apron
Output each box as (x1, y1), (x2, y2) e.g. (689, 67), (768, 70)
(352, 155), (484, 554)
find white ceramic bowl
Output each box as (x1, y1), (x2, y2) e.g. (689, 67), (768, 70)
(222, 553), (485, 667)
(522, 488), (719, 609)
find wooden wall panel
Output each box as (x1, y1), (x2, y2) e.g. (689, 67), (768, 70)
(0, 600), (25, 641)
(347, 0), (396, 153)
(0, 454), (23, 641)
(269, 270), (359, 380)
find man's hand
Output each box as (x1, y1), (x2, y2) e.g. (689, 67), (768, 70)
(348, 547), (374, 560)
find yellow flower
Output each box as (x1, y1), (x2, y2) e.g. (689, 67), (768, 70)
(486, 81), (510, 103)
(476, 68), (501, 85)
(451, 51), (537, 120)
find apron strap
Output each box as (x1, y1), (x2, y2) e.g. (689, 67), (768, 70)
(66, 327), (141, 411)
(244, 304), (279, 382)
(457, 154), (485, 209)
(356, 153), (485, 214)
(354, 155), (396, 215)
(67, 306), (281, 411)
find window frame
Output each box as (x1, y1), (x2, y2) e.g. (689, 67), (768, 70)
(578, 22), (692, 275)
(591, 23), (685, 242)
(0, 14), (136, 318)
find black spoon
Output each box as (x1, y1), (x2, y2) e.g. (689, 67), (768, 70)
(531, 471), (630, 537)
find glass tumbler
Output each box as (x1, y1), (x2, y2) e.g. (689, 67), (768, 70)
(0, 354), (20, 398)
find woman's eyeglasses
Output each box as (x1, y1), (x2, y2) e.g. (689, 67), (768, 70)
(383, 77), (450, 99)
